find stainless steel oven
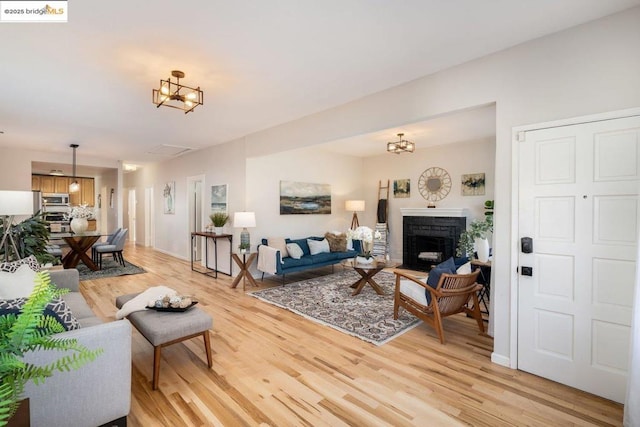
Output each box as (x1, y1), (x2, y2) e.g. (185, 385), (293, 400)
(42, 193), (70, 206)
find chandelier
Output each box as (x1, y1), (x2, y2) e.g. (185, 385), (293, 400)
(387, 133), (415, 154)
(152, 70), (203, 114)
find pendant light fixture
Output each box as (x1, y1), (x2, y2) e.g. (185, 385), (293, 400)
(387, 133), (415, 154)
(69, 143), (80, 193)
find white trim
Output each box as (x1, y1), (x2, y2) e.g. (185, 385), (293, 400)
(400, 207), (470, 217)
(491, 352), (511, 368)
(510, 107), (640, 371)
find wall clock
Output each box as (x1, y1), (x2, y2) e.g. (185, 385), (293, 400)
(418, 167), (452, 203)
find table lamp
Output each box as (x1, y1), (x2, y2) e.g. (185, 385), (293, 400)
(345, 200), (365, 229)
(0, 190), (35, 261)
(234, 212), (256, 249)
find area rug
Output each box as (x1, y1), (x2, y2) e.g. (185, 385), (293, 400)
(249, 270), (420, 345)
(76, 259), (146, 280)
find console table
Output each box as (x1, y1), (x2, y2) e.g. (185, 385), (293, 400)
(190, 232), (232, 278)
(470, 259), (491, 316)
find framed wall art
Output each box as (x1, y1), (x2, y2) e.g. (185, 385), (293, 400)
(211, 184), (228, 213)
(163, 181), (175, 214)
(461, 173), (486, 196)
(393, 179), (410, 198)
(280, 181), (331, 215)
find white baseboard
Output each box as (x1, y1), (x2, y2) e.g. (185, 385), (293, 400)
(153, 247), (188, 261)
(491, 352), (511, 368)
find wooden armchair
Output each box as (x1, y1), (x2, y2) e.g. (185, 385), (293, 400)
(393, 269), (484, 344)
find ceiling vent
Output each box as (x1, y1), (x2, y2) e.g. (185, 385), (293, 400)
(145, 144), (192, 157)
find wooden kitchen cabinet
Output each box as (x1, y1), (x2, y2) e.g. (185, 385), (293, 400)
(39, 176), (55, 193)
(69, 177), (95, 206)
(54, 177), (69, 193)
(32, 175), (41, 191)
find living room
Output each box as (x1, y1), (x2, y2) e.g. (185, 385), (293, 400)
(1, 2), (640, 426)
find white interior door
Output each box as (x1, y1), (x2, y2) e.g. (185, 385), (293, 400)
(127, 188), (136, 243)
(144, 187), (153, 247)
(518, 115), (640, 403)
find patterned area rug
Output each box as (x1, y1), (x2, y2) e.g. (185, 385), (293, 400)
(76, 259), (146, 281)
(249, 270), (420, 345)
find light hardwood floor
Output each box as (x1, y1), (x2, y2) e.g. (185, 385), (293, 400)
(80, 243), (623, 426)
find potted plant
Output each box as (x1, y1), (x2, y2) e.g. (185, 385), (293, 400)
(238, 242), (250, 254)
(0, 270), (102, 425)
(64, 204), (94, 235)
(456, 217), (493, 262)
(209, 212), (229, 234)
(347, 226), (382, 264)
(0, 213), (57, 266)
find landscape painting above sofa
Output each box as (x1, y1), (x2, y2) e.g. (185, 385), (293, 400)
(279, 181), (331, 215)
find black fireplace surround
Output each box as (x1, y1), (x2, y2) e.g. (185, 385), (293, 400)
(403, 215), (466, 272)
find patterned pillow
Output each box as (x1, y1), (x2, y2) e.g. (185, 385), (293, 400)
(0, 255), (40, 273)
(0, 297), (80, 331)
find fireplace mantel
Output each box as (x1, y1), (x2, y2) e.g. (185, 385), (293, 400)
(400, 207), (470, 218)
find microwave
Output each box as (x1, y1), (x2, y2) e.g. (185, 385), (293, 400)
(42, 193), (70, 206)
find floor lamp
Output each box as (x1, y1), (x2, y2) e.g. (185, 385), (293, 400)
(345, 200), (365, 229)
(0, 191), (35, 262)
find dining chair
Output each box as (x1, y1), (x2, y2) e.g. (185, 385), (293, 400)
(95, 228), (128, 269)
(92, 227), (122, 263)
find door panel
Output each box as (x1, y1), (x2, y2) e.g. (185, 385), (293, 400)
(518, 115), (640, 403)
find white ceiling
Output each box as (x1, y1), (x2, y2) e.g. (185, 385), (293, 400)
(1, 0), (638, 165)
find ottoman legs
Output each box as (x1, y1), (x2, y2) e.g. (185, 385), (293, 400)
(152, 330), (213, 390)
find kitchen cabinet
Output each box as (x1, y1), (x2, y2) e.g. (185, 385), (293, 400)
(54, 177), (69, 193)
(32, 175), (41, 191)
(39, 176), (55, 193)
(69, 177), (95, 206)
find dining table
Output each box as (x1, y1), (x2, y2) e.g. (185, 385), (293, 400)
(59, 231), (104, 271)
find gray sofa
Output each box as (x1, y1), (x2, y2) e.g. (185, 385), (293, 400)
(22, 269), (132, 427)
(258, 236), (361, 280)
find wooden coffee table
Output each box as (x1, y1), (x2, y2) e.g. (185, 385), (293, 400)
(341, 259), (398, 296)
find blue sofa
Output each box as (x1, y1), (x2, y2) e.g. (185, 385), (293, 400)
(258, 236), (361, 281)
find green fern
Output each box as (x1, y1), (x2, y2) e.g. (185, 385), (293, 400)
(0, 270), (103, 426)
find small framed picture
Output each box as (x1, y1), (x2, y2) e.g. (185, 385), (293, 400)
(461, 173), (485, 196)
(393, 179), (410, 198)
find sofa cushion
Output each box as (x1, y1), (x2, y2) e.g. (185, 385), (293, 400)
(63, 292), (98, 321)
(425, 257), (457, 304)
(309, 252), (337, 264)
(267, 237), (289, 258)
(307, 238), (330, 255)
(0, 264), (38, 299)
(285, 243), (304, 259)
(281, 256), (313, 270)
(0, 296), (80, 331)
(324, 232), (347, 252)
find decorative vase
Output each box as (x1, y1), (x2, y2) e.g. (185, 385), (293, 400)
(214, 227), (223, 234)
(70, 218), (88, 234)
(356, 256), (374, 264)
(474, 237), (490, 262)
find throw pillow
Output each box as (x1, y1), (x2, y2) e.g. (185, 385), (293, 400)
(0, 297), (80, 331)
(0, 255), (40, 273)
(456, 261), (472, 274)
(0, 264), (38, 299)
(267, 237), (289, 258)
(285, 243), (304, 259)
(307, 238), (330, 255)
(324, 232), (347, 252)
(425, 257), (457, 304)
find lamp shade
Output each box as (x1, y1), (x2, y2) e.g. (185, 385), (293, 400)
(0, 191), (34, 216)
(233, 212), (256, 228)
(345, 200), (365, 212)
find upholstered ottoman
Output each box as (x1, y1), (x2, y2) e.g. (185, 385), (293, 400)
(115, 293), (213, 390)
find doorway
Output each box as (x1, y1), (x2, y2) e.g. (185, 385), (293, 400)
(515, 110), (640, 403)
(127, 188), (136, 243)
(144, 186), (154, 248)
(187, 175), (205, 264)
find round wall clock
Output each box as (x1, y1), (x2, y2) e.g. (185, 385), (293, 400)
(418, 167), (452, 203)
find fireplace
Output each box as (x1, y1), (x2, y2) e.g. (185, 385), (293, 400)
(401, 209), (467, 272)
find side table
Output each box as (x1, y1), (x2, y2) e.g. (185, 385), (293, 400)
(231, 252), (258, 291)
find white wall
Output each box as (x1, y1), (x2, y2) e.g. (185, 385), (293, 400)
(246, 145), (366, 242)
